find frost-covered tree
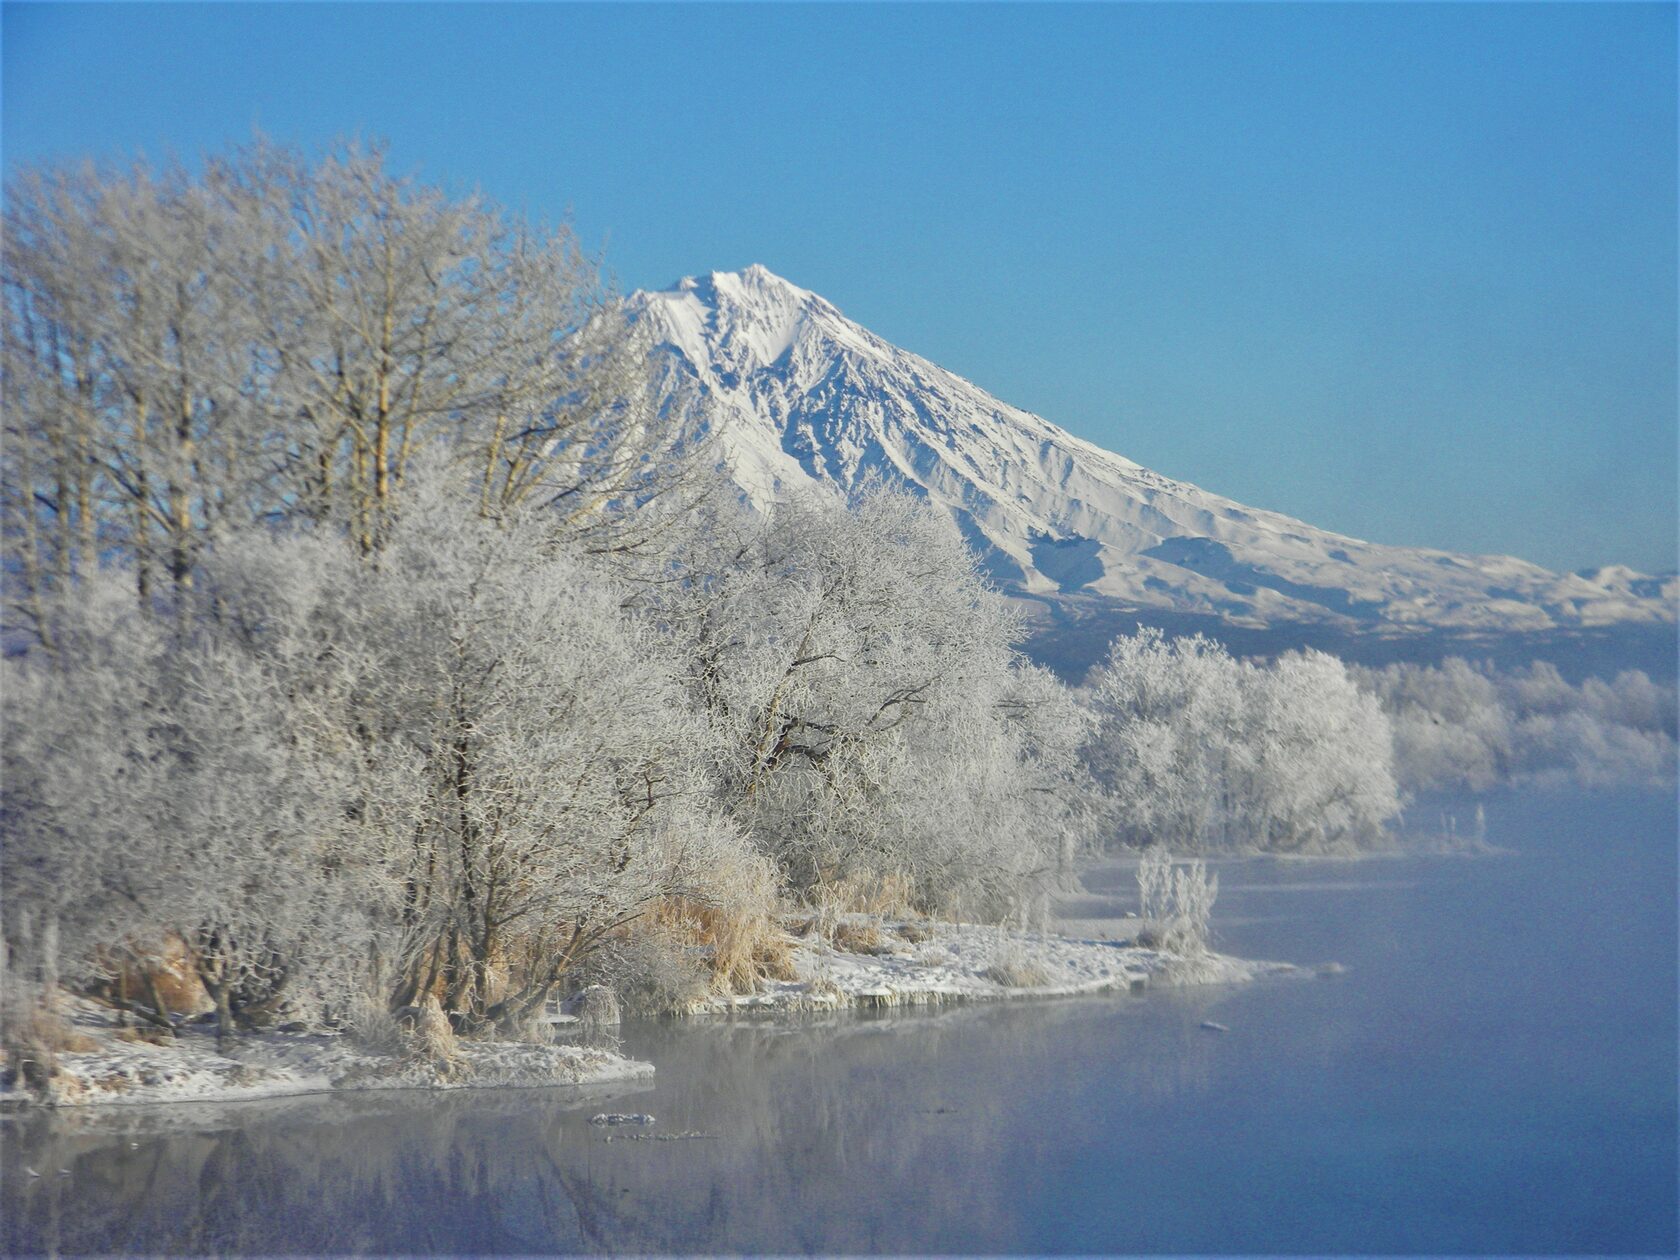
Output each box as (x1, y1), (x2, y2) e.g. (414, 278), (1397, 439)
(197, 486), (764, 1032)
(1084, 630), (1250, 851)
(2, 138), (674, 640)
(1086, 631), (1400, 853)
(2, 157), (274, 614)
(0, 570), (380, 1041)
(2, 485), (780, 1034)
(1136, 848), (1217, 955)
(652, 485), (1095, 918)
(1242, 650), (1399, 851)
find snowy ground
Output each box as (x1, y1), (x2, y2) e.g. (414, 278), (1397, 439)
(701, 916), (1299, 1014)
(0, 998), (652, 1110)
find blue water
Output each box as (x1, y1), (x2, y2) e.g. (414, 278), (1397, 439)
(3, 789), (1674, 1254)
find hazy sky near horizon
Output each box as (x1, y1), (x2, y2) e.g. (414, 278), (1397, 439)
(4, 3), (1675, 574)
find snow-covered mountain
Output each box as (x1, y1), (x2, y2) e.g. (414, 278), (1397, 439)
(626, 264), (1676, 636)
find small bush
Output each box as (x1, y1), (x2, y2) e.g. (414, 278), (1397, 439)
(651, 842), (789, 995)
(914, 942), (954, 968)
(133, 939), (213, 1018)
(830, 871), (917, 918)
(347, 993), (405, 1055)
(1136, 849), (1218, 955)
(982, 930), (1051, 988)
(568, 930), (711, 1018)
(412, 994), (458, 1063)
(573, 984), (621, 1031)
(895, 920), (934, 945)
(1, 1001), (96, 1094)
(3, 1003), (100, 1074)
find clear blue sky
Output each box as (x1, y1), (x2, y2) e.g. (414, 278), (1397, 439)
(4, 2), (1675, 574)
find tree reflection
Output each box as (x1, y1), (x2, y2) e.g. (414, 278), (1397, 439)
(3, 996), (1239, 1255)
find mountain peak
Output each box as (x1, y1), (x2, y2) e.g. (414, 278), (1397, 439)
(669, 263), (816, 306)
(640, 265), (859, 378)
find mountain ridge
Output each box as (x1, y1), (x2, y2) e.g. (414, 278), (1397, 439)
(624, 265), (1676, 641)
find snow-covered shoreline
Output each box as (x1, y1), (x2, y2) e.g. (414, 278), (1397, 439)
(4, 918), (1299, 1110)
(0, 1000), (655, 1110)
(701, 917), (1298, 1015)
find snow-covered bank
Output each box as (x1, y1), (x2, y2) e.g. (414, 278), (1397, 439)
(0, 999), (652, 1110)
(700, 917), (1299, 1014)
(5, 918), (1299, 1108)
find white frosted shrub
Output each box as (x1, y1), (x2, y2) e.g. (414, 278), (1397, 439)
(1136, 850), (1218, 955)
(1137, 847), (1173, 923)
(1170, 860), (1218, 956)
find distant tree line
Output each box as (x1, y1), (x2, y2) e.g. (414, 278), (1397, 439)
(1350, 657), (1676, 792)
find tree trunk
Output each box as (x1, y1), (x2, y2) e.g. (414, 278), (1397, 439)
(141, 969), (176, 1038)
(212, 981), (235, 1048)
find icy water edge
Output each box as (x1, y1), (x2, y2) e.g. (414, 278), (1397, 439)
(2, 788), (1675, 1255)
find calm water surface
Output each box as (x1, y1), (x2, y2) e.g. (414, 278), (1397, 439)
(3, 789), (1675, 1254)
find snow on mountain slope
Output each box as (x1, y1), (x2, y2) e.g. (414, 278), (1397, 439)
(626, 265), (1676, 634)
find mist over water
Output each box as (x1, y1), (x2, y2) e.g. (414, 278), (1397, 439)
(3, 789), (1674, 1255)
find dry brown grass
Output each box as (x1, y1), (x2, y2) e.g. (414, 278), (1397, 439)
(982, 958), (1051, 988)
(2, 1003), (98, 1096)
(94, 937), (212, 1018)
(753, 932), (801, 982)
(826, 871), (917, 918)
(655, 896), (798, 992)
(30, 1009), (100, 1054)
(647, 843), (795, 997)
(113, 1026), (173, 1046)
(138, 939), (212, 1015)
(831, 919), (886, 956)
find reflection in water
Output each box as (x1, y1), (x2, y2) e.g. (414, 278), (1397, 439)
(5, 1084), (640, 1254)
(3, 997), (1234, 1256)
(3, 789), (1675, 1255)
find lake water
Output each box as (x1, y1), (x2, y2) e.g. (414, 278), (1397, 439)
(3, 789), (1675, 1254)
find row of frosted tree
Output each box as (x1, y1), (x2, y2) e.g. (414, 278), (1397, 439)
(3, 142), (1671, 1037)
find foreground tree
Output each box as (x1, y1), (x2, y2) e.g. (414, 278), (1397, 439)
(201, 485), (764, 1031)
(0, 570), (380, 1041)
(2, 483), (777, 1036)
(651, 485), (1096, 918)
